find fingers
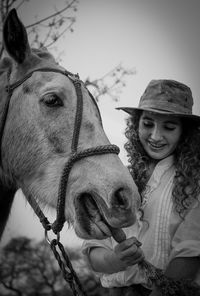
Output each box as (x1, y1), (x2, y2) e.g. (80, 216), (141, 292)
(119, 246), (144, 265)
(114, 236), (144, 266)
(114, 237), (141, 252)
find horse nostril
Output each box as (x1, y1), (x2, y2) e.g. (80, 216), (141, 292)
(112, 187), (129, 209)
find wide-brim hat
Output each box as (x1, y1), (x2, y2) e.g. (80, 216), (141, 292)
(117, 79), (200, 123)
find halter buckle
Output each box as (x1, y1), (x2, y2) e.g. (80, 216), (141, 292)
(45, 227), (60, 245)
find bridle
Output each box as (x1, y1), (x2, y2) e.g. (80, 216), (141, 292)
(1, 67), (120, 235)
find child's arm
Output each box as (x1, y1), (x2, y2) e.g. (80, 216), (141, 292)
(150, 256), (200, 296)
(88, 236), (144, 274)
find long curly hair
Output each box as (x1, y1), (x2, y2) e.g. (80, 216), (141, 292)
(124, 110), (200, 217)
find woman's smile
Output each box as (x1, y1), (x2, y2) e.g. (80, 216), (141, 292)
(147, 140), (167, 150)
(139, 111), (183, 160)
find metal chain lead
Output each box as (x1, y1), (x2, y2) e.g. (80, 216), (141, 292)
(50, 239), (87, 296)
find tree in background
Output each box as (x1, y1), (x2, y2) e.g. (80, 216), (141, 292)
(0, 237), (63, 295)
(0, 237), (35, 296)
(0, 0), (135, 102)
(0, 237), (109, 296)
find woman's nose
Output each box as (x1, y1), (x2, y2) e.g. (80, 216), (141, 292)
(150, 126), (163, 141)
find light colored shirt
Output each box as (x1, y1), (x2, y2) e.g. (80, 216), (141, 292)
(82, 155), (200, 288)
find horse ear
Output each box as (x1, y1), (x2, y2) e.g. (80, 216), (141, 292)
(3, 8), (31, 64)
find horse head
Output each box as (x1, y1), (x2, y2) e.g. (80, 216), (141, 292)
(0, 9), (140, 242)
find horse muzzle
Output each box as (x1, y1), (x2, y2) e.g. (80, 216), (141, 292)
(73, 189), (137, 242)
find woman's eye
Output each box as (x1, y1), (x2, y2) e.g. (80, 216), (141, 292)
(42, 94), (63, 107)
(165, 125), (176, 131)
(143, 121), (153, 128)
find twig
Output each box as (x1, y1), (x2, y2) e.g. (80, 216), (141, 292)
(26, 0), (77, 29)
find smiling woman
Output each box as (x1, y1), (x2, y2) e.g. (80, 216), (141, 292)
(138, 112), (182, 161)
(82, 79), (200, 295)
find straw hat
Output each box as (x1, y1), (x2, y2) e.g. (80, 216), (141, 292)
(117, 79), (200, 123)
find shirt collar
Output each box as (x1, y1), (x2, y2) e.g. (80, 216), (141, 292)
(147, 155), (174, 189)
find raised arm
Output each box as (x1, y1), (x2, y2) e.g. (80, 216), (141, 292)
(88, 237), (144, 274)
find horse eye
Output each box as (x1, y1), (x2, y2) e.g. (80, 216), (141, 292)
(42, 94), (63, 107)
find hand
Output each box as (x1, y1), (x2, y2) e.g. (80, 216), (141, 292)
(113, 236), (144, 268)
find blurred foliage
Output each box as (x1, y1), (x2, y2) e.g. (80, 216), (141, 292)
(0, 236), (110, 296)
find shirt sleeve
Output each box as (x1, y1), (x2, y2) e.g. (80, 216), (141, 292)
(169, 200), (200, 261)
(81, 237), (113, 270)
(100, 265), (152, 288)
(81, 238), (152, 289)
(82, 237), (113, 255)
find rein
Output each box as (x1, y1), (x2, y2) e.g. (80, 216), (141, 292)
(1, 67), (120, 296)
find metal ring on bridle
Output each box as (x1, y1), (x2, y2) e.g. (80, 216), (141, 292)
(45, 227), (60, 245)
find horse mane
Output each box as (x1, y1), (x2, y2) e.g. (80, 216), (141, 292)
(31, 47), (57, 62)
(0, 47), (59, 85)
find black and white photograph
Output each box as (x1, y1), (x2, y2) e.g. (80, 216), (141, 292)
(0, 1), (200, 295)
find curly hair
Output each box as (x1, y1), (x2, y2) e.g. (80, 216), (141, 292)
(124, 110), (200, 217)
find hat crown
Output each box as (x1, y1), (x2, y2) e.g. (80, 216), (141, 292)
(139, 79), (193, 114)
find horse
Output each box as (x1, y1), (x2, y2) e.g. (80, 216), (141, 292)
(0, 9), (140, 244)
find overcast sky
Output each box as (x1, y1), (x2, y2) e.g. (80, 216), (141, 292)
(1, 0), (200, 248)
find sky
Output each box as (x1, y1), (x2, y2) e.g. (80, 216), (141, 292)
(1, 0), (200, 248)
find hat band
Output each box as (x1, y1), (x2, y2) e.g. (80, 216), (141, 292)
(139, 99), (192, 115)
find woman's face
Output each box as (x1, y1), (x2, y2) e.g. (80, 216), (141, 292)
(138, 111), (183, 160)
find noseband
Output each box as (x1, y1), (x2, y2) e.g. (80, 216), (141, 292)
(1, 67), (120, 234)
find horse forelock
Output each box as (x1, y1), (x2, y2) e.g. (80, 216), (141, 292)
(29, 48), (64, 73)
(31, 47), (57, 63)
(0, 55), (12, 69)
(0, 47), (62, 84)
(0, 57), (12, 81)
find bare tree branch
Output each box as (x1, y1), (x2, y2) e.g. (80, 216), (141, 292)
(85, 63), (137, 102)
(44, 20), (74, 48)
(26, 0), (77, 29)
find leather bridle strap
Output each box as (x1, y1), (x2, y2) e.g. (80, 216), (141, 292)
(50, 77), (120, 233)
(2, 67), (120, 234)
(71, 79), (83, 153)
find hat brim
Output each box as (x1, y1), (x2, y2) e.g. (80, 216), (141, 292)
(116, 107), (200, 123)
